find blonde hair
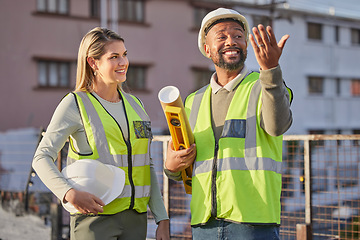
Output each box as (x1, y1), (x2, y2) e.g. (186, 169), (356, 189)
(75, 27), (124, 92)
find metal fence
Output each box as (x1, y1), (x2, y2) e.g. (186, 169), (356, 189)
(2, 134), (360, 239)
(280, 134), (360, 240)
(148, 134), (360, 240)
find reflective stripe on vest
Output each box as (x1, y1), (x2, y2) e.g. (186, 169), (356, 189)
(189, 77), (282, 174)
(68, 91), (151, 214)
(187, 72), (285, 225)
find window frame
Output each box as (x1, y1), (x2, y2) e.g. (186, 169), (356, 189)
(118, 0), (145, 24)
(90, 0), (100, 18)
(34, 58), (74, 89)
(252, 15), (271, 29)
(308, 76), (324, 95)
(191, 66), (213, 92)
(193, 7), (214, 29)
(307, 22), (322, 41)
(335, 25), (340, 44)
(353, 129), (360, 146)
(36, 0), (70, 15)
(351, 79), (360, 97)
(122, 64), (150, 92)
(351, 28), (360, 45)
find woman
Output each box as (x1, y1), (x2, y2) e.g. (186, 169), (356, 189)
(32, 27), (170, 240)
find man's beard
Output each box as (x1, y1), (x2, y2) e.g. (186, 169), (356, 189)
(213, 48), (247, 71)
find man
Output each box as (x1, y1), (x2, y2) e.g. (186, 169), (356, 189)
(165, 8), (293, 240)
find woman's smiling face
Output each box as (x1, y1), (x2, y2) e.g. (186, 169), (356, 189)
(95, 40), (129, 86)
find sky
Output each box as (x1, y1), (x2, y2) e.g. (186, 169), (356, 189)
(233, 0), (360, 20)
(283, 0), (360, 20)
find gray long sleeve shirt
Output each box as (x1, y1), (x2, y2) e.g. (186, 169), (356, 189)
(165, 65), (293, 180)
(32, 92), (168, 223)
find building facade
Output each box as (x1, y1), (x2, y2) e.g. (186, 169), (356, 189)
(1, 0), (360, 136)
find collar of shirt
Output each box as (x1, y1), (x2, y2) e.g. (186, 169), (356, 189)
(210, 65), (249, 94)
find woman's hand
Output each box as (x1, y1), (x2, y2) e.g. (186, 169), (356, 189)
(64, 188), (104, 214)
(165, 139), (196, 173)
(156, 219), (170, 240)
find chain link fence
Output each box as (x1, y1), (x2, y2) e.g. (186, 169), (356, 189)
(149, 134), (360, 240)
(2, 133), (360, 239)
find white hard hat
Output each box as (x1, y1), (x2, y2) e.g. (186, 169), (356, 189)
(198, 8), (250, 58)
(61, 159), (125, 213)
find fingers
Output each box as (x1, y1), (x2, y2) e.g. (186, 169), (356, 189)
(249, 34), (258, 51)
(85, 194), (104, 214)
(168, 138), (175, 151)
(251, 25), (263, 49)
(80, 203), (103, 215)
(92, 195), (105, 213)
(258, 25), (270, 46)
(266, 26), (278, 47)
(156, 219), (170, 240)
(69, 190), (104, 215)
(165, 141), (196, 172)
(278, 34), (290, 50)
(252, 24), (268, 48)
(252, 24), (289, 49)
(250, 24), (289, 70)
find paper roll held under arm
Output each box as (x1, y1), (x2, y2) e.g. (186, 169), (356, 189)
(158, 86), (194, 194)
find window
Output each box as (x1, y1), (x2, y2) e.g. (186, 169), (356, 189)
(335, 26), (339, 44)
(307, 22), (322, 40)
(192, 67), (213, 91)
(90, 0), (100, 18)
(193, 7), (213, 29)
(118, 0), (144, 23)
(308, 76), (324, 94)
(351, 79), (360, 96)
(351, 28), (360, 45)
(123, 65), (148, 91)
(37, 0), (69, 14)
(253, 15), (271, 28)
(37, 60), (71, 88)
(335, 78), (341, 96)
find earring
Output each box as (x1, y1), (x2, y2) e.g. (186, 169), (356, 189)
(94, 71), (97, 76)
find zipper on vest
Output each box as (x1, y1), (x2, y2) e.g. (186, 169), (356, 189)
(88, 91), (136, 210)
(126, 139), (135, 210)
(211, 142), (219, 217)
(120, 97), (136, 210)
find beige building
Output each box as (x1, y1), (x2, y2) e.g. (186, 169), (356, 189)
(1, 0), (360, 136)
(0, 0), (222, 133)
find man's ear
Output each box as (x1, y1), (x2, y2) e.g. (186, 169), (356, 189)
(204, 44), (211, 58)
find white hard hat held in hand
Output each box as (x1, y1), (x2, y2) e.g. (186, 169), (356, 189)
(61, 159), (126, 213)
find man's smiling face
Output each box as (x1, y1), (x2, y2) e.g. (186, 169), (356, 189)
(204, 20), (247, 71)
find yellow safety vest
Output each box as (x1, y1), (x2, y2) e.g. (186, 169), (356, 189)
(185, 72), (292, 225)
(67, 91), (152, 214)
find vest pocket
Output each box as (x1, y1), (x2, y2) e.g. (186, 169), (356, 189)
(221, 119), (246, 138)
(133, 121), (152, 139)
